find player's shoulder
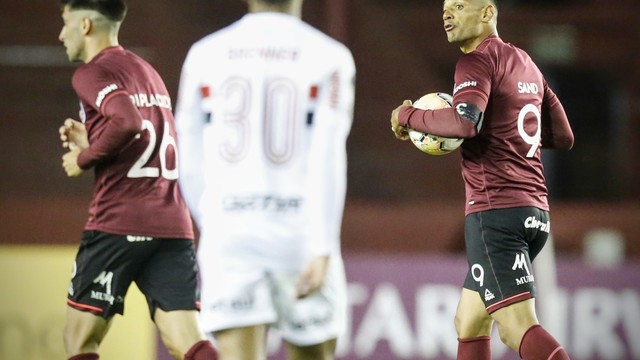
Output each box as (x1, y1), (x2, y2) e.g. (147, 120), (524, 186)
(477, 36), (532, 62)
(72, 59), (112, 86)
(458, 36), (522, 71)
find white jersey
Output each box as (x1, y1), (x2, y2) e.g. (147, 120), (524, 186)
(176, 13), (355, 271)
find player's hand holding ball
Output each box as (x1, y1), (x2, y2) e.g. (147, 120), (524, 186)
(390, 99), (413, 140)
(400, 92), (464, 156)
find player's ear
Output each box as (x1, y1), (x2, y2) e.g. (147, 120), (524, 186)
(81, 16), (93, 35)
(482, 5), (496, 23)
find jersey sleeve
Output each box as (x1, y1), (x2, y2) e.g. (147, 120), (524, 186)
(452, 52), (492, 108)
(398, 53), (491, 138)
(72, 66), (143, 169)
(540, 79), (574, 149)
(305, 49), (355, 257)
(175, 46), (207, 227)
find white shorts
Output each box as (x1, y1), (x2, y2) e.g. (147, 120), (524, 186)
(198, 256), (347, 346)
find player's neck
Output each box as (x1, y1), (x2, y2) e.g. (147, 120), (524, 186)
(83, 35), (119, 63)
(459, 29), (498, 54)
(248, 0), (302, 18)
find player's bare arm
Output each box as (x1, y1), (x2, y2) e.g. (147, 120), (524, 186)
(390, 99), (412, 140)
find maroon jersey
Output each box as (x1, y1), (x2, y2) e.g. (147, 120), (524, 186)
(71, 46), (194, 239)
(400, 36), (573, 215)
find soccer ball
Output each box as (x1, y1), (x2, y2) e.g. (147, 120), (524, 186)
(407, 92), (464, 156)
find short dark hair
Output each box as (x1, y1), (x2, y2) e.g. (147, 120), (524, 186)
(61, 0), (127, 22)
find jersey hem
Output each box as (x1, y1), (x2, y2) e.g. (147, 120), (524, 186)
(465, 203), (549, 216)
(83, 225), (194, 240)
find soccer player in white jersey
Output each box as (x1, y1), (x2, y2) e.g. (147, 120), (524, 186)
(175, 0), (356, 359)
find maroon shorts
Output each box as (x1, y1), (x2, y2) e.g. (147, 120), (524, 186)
(463, 207), (550, 313)
(67, 230), (199, 319)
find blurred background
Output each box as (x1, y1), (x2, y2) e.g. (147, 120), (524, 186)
(1, 0), (639, 359)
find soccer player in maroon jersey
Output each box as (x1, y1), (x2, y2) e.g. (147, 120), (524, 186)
(390, 0), (574, 359)
(57, 1), (217, 359)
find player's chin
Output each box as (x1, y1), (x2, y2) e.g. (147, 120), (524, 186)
(64, 49), (80, 62)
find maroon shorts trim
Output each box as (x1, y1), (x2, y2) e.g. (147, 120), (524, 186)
(67, 299), (104, 315)
(486, 291), (532, 314)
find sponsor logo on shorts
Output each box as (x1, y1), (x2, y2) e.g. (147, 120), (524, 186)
(524, 216), (551, 233)
(290, 312), (332, 330)
(91, 290), (116, 305)
(127, 235), (153, 242)
(484, 289), (495, 301)
(91, 271), (121, 305)
(512, 253), (535, 285)
(94, 271), (113, 294)
(516, 275), (535, 285)
(208, 294), (255, 312)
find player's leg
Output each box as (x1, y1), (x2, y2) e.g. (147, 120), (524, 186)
(454, 287), (493, 360)
(491, 208), (569, 359)
(214, 325), (268, 359)
(154, 309), (216, 360)
(63, 307), (113, 358)
(64, 231), (135, 359)
(489, 298), (538, 351)
(455, 213), (499, 360)
(138, 239), (217, 359)
(490, 299), (569, 359)
(455, 287), (493, 338)
(285, 338), (337, 360)
(196, 236), (278, 360)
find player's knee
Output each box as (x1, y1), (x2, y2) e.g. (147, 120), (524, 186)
(62, 325), (76, 354)
(454, 312), (464, 336)
(156, 329), (189, 360)
(63, 322), (98, 355)
(454, 311), (492, 338)
(496, 322), (519, 351)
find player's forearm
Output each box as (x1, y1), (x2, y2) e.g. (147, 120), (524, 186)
(399, 106), (478, 138)
(541, 98), (574, 150)
(77, 95), (143, 169)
